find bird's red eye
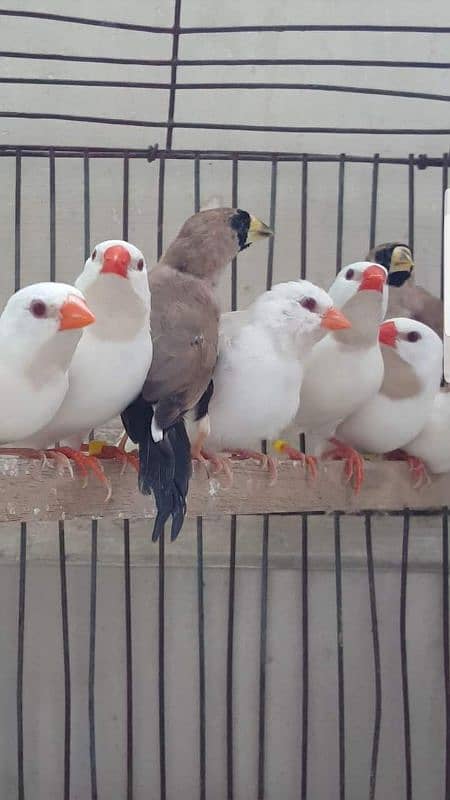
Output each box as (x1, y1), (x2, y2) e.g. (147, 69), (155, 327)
(300, 297), (317, 312)
(30, 300), (47, 318)
(137, 258), (144, 271)
(407, 330), (421, 343)
(345, 268), (355, 280)
(91, 249), (97, 260)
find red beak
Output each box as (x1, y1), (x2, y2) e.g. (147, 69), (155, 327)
(101, 244), (131, 279)
(321, 306), (352, 330)
(358, 264), (386, 293)
(379, 320), (398, 348)
(59, 295), (96, 331)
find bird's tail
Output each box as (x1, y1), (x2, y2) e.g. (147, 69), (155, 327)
(121, 399), (192, 541)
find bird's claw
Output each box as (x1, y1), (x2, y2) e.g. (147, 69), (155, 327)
(224, 448), (278, 484)
(48, 446), (112, 501)
(191, 448), (234, 486)
(385, 449), (430, 489)
(323, 438), (365, 493)
(84, 441), (139, 476)
(272, 440), (317, 481)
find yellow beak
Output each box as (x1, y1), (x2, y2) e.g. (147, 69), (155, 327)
(390, 245), (414, 274)
(246, 215), (273, 244)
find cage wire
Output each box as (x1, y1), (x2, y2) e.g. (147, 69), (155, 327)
(0, 5), (450, 800)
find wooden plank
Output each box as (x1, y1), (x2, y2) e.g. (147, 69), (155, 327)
(0, 455), (448, 525)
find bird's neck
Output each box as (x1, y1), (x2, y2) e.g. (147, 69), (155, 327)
(82, 281), (150, 341)
(160, 242), (231, 288)
(2, 328), (81, 387)
(332, 291), (384, 347)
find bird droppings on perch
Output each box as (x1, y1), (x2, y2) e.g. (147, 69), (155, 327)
(0, 456), (449, 525)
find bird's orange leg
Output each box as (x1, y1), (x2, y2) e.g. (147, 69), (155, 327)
(272, 440), (318, 480)
(384, 449), (430, 489)
(190, 426), (233, 483)
(0, 447), (74, 478)
(81, 440), (139, 474)
(47, 446), (112, 501)
(322, 437), (365, 493)
(223, 448), (278, 484)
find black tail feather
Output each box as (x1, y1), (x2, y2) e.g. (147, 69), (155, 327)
(121, 399), (192, 542)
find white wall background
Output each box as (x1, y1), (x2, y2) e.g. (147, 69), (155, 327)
(0, 2), (449, 798)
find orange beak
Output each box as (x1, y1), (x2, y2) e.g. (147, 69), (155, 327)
(321, 306), (352, 330)
(358, 264), (386, 293)
(101, 244), (131, 279)
(379, 320), (398, 348)
(59, 295), (96, 331)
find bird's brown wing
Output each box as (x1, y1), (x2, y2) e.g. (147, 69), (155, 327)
(407, 285), (443, 339)
(143, 265), (219, 428)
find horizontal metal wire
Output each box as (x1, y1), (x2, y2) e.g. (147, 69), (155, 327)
(0, 112), (449, 137)
(2, 10), (450, 34)
(3, 77), (450, 103)
(2, 51), (450, 69)
(0, 145), (446, 167)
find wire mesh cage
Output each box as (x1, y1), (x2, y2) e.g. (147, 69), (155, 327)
(0, 4), (449, 800)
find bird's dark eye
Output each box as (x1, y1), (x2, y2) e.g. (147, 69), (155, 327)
(91, 249), (97, 260)
(30, 300), (47, 319)
(137, 258), (144, 272)
(300, 297), (317, 312)
(345, 268), (355, 280)
(407, 330), (421, 343)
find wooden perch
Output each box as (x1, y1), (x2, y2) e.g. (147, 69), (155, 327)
(0, 456), (448, 525)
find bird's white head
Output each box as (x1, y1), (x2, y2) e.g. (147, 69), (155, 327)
(0, 282), (95, 372)
(75, 240), (150, 314)
(379, 318), (443, 386)
(252, 279), (351, 352)
(329, 261), (389, 316)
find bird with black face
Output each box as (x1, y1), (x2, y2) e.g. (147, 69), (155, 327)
(366, 242), (443, 339)
(121, 207), (272, 542)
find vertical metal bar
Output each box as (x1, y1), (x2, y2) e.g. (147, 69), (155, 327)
(300, 513), (309, 800)
(194, 157), (201, 213)
(226, 516), (237, 800)
(15, 152), (25, 800)
(59, 521), (71, 800)
(157, 0), (182, 259)
(17, 522), (26, 800)
(400, 511), (412, 800)
(14, 151), (22, 291)
(123, 520), (133, 800)
(227, 154), (239, 800)
(336, 155), (346, 274)
(197, 518), (206, 800)
(49, 148), (56, 281)
(369, 154), (379, 250)
(83, 153), (90, 260)
(231, 157), (239, 311)
(408, 154), (415, 253)
(266, 159), (277, 291)
(441, 153), (449, 300)
(166, 0), (182, 151)
(299, 156), (309, 453)
(300, 155), (308, 280)
(365, 513), (381, 800)
(334, 513), (345, 800)
(442, 508), (450, 798)
(123, 155), (129, 241)
(257, 515), (269, 800)
(89, 521), (98, 800)
(158, 532), (166, 800)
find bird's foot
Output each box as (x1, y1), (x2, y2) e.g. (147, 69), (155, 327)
(48, 446), (112, 501)
(323, 438), (365, 493)
(224, 448), (278, 485)
(0, 447), (75, 478)
(272, 440), (318, 480)
(191, 446), (234, 485)
(385, 449), (430, 489)
(82, 440), (139, 475)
